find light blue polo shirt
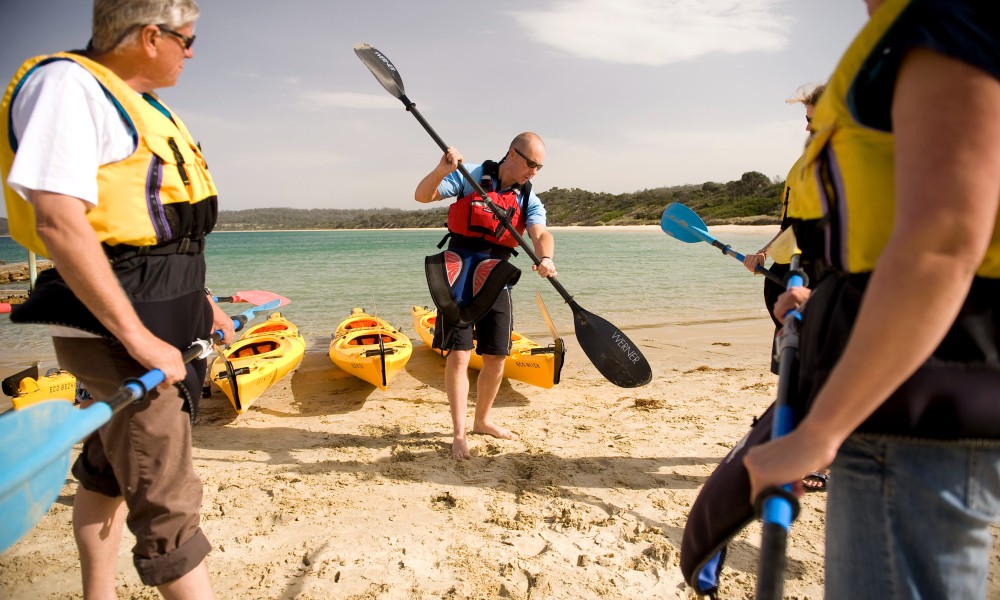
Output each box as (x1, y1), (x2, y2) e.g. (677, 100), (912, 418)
(437, 162), (547, 227)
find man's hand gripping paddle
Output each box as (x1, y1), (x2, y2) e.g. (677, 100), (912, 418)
(0, 298), (282, 552)
(354, 43), (651, 388)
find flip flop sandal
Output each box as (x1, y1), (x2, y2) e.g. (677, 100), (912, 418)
(803, 471), (829, 493)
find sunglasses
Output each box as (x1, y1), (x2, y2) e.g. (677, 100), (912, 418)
(513, 147), (543, 170)
(157, 25), (196, 50)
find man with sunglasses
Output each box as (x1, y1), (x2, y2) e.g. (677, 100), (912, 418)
(1, 0), (230, 597)
(415, 132), (557, 460)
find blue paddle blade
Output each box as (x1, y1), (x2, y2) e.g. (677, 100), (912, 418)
(660, 203), (715, 245)
(0, 400), (112, 552)
(241, 299), (280, 320)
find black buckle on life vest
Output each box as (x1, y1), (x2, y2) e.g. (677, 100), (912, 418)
(439, 233), (518, 258)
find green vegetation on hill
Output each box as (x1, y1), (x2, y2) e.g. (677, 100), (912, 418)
(214, 171), (783, 230)
(0, 171), (783, 235)
(538, 170), (782, 227)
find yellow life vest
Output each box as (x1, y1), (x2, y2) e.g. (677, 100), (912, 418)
(767, 153), (805, 265)
(0, 52), (217, 258)
(787, 0), (1000, 277)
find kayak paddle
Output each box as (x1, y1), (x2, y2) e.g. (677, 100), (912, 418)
(660, 203), (785, 285)
(0, 298), (280, 552)
(535, 290), (567, 386)
(535, 290), (561, 341)
(754, 255), (806, 599)
(354, 42), (651, 388)
(210, 290), (290, 306)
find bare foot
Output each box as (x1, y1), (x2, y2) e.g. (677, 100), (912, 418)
(471, 421), (514, 440)
(452, 437), (471, 460)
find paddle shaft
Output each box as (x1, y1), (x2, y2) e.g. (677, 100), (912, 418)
(755, 259), (806, 600)
(356, 43), (650, 388)
(404, 100), (650, 386)
(664, 211), (785, 285)
(709, 240), (784, 285)
(373, 301), (388, 388)
(399, 97), (578, 303)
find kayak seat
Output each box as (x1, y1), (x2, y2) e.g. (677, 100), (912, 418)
(254, 324), (288, 333)
(253, 342), (277, 354)
(235, 341), (277, 358)
(350, 334), (397, 346)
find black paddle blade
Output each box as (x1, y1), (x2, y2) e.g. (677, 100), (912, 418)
(571, 302), (652, 388)
(2, 364), (39, 397)
(354, 43), (407, 100)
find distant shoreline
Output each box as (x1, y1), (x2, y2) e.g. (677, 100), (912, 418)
(204, 224), (780, 235)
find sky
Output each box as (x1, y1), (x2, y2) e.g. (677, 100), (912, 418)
(0, 1), (868, 215)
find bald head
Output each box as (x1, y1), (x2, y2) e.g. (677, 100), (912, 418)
(510, 132), (544, 154)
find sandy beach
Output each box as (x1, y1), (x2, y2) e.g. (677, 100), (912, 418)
(2, 303), (998, 598)
(2, 225), (1000, 599)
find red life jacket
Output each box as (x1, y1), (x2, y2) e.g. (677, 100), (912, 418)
(446, 160), (531, 249)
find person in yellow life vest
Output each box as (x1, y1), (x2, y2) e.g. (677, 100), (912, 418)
(742, 83), (830, 493)
(415, 133), (557, 460)
(744, 83), (826, 369)
(744, 0), (1000, 597)
(0, 0), (234, 597)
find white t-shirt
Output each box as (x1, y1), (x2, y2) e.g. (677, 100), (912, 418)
(7, 59), (136, 207)
(6, 60), (136, 338)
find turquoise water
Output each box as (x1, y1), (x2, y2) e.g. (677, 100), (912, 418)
(0, 227), (777, 370)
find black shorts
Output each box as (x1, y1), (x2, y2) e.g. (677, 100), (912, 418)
(433, 287), (513, 355)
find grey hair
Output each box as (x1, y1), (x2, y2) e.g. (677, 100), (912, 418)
(90, 0), (199, 54)
(786, 83), (827, 107)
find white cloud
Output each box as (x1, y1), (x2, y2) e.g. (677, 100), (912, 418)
(298, 91), (400, 111)
(508, 0), (792, 66)
(537, 118), (808, 194)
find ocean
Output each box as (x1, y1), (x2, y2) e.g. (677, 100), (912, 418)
(0, 226), (777, 373)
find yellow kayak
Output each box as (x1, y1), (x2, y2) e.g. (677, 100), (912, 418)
(329, 308), (412, 390)
(410, 305), (565, 389)
(3, 366), (82, 410)
(210, 312), (305, 414)
(243, 312), (301, 338)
